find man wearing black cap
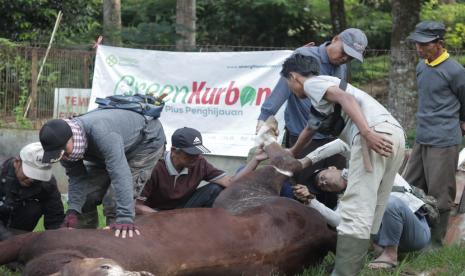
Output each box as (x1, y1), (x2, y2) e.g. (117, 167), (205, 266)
(256, 28), (368, 211)
(404, 21), (465, 247)
(136, 127), (231, 213)
(39, 109), (165, 238)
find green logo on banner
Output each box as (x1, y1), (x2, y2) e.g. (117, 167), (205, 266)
(106, 55), (118, 67)
(240, 86), (256, 106)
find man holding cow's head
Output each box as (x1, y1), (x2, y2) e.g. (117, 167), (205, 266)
(136, 127), (232, 214)
(39, 108), (166, 239)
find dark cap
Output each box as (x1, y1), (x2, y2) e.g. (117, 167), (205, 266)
(172, 127), (210, 155)
(39, 119), (73, 163)
(407, 21), (445, 43)
(339, 28), (368, 62)
(307, 168), (325, 195)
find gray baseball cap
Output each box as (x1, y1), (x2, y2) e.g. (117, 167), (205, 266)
(339, 28), (368, 62)
(407, 21), (445, 43)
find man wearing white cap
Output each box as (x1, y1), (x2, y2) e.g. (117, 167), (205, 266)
(0, 142), (64, 241)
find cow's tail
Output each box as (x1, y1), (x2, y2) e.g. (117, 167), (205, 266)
(0, 232), (41, 265)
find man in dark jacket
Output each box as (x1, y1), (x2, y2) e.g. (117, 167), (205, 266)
(0, 142), (64, 241)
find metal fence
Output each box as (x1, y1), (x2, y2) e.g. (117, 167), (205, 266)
(0, 44), (464, 130)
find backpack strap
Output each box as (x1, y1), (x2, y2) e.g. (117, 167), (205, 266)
(327, 79), (347, 130)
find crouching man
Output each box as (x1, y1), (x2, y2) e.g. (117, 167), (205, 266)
(136, 127), (231, 213)
(0, 142), (64, 241)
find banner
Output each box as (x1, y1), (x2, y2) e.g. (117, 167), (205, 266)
(90, 45), (291, 157)
(54, 88), (91, 118)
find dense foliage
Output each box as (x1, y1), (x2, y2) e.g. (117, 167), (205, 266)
(1, 0), (465, 49)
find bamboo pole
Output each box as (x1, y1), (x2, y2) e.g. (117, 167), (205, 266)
(24, 10), (63, 118)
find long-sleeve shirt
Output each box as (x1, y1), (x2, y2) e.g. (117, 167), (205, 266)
(415, 53), (465, 147)
(61, 109), (165, 224)
(303, 139), (424, 227)
(258, 42), (347, 138)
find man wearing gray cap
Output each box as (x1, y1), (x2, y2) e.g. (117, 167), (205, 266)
(256, 28), (368, 210)
(0, 142), (64, 241)
(404, 21), (465, 247)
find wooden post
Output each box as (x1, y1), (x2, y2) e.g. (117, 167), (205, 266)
(30, 48), (38, 119)
(83, 54), (89, 89)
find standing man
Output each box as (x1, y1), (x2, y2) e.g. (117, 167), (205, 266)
(39, 109), (165, 238)
(0, 142), (64, 241)
(273, 54), (405, 276)
(136, 127), (231, 213)
(405, 21), (465, 247)
(257, 28), (368, 209)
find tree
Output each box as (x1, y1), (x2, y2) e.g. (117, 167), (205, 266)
(176, 0), (196, 50)
(103, 0), (122, 46)
(387, 0), (421, 131)
(329, 0), (346, 35)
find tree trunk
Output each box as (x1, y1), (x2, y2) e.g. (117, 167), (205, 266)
(103, 0), (122, 46)
(176, 0), (196, 51)
(329, 0), (346, 35)
(388, 0), (421, 132)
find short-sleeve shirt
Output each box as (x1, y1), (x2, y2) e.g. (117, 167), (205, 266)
(140, 151), (226, 210)
(303, 75), (401, 145)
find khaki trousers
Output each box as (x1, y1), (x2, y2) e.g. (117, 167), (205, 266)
(337, 122), (405, 239)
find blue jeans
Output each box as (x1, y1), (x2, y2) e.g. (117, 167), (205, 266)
(374, 196), (430, 252)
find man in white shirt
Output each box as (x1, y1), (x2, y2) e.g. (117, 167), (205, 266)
(276, 54), (406, 276)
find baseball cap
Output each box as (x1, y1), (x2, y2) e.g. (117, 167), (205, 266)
(172, 127), (210, 155)
(19, 142), (52, 182)
(307, 168), (325, 195)
(39, 119), (73, 163)
(407, 21), (445, 43)
(339, 28), (368, 62)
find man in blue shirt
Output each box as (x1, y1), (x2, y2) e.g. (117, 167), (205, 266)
(257, 28), (368, 209)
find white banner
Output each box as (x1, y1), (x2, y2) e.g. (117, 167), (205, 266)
(90, 45), (291, 157)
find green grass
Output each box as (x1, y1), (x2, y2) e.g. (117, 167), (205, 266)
(302, 244), (465, 276)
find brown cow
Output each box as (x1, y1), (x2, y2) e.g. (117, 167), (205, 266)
(0, 136), (336, 276)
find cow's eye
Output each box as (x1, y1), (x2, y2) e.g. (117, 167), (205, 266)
(100, 265), (111, 270)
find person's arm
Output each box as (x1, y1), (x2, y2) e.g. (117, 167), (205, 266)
(323, 86), (393, 156)
(135, 199), (157, 215)
(257, 77), (291, 133)
(308, 199), (341, 228)
(289, 127), (316, 157)
(94, 129), (139, 238)
(232, 149), (269, 182)
(299, 139), (349, 168)
(41, 176), (65, 230)
(293, 184), (340, 227)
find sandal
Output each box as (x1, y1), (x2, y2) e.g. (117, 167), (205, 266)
(368, 260), (398, 269)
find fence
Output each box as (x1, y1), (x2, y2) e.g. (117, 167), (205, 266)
(0, 44), (464, 132)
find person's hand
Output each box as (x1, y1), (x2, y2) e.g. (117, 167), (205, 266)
(303, 42), (316, 47)
(362, 129), (393, 157)
(61, 209), (79, 228)
(254, 148), (269, 162)
(292, 184), (314, 204)
(109, 223), (140, 239)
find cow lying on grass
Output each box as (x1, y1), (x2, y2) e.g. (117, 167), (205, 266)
(0, 121), (336, 276)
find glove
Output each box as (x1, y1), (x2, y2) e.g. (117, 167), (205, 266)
(109, 223), (140, 238)
(61, 209), (79, 228)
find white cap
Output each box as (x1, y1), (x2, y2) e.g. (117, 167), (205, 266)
(19, 142), (52, 182)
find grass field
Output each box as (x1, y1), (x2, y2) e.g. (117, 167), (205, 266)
(1, 209), (464, 276)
